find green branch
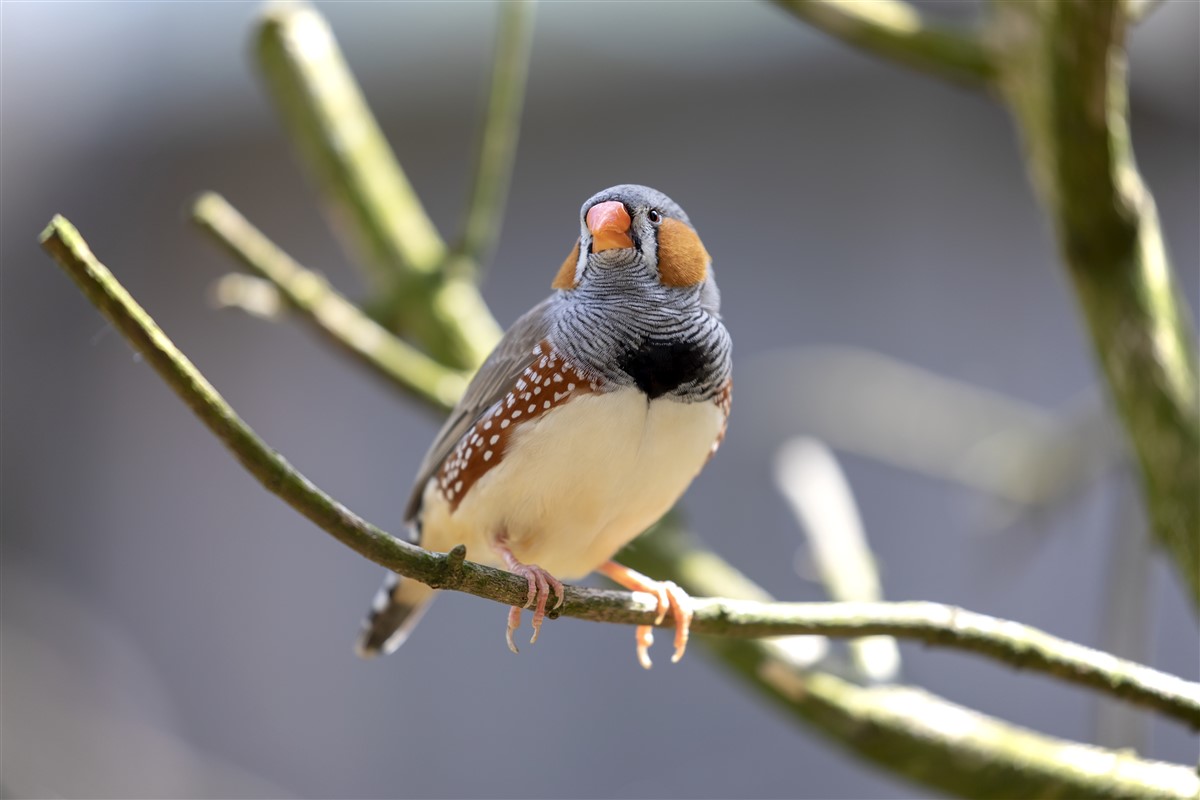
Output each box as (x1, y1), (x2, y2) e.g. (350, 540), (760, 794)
(992, 0), (1200, 607)
(40, 215), (1200, 737)
(255, 5), (442, 283)
(453, 0), (535, 276)
(622, 525), (1200, 800)
(255, 3), (500, 368)
(771, 0), (995, 87)
(191, 192), (467, 412)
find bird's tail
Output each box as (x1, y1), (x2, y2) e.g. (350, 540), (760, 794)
(355, 573), (436, 658)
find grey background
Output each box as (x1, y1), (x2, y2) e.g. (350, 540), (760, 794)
(2, 1), (1197, 798)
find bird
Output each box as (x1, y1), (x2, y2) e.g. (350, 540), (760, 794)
(356, 184), (732, 669)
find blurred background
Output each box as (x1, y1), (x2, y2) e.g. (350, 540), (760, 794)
(2, 1), (1197, 797)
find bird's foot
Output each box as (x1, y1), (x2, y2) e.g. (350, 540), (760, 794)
(599, 561), (693, 669)
(495, 542), (564, 653)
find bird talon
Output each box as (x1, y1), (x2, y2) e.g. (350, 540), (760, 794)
(600, 562), (694, 668)
(635, 625), (654, 670)
(496, 542), (563, 649)
(652, 584), (670, 625)
(506, 606), (522, 654)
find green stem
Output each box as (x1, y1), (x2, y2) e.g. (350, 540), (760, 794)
(255, 3), (500, 368)
(993, 0), (1200, 607)
(40, 215), (1200, 734)
(453, 0), (535, 276)
(191, 192), (468, 412)
(772, 0), (995, 87)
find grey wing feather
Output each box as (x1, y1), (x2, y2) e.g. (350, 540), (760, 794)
(404, 295), (558, 524)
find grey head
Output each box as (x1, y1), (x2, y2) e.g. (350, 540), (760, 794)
(551, 184), (720, 315)
(546, 184), (730, 400)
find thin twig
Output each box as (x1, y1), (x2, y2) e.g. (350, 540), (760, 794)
(453, 0), (535, 276)
(771, 0), (995, 87)
(621, 524), (1200, 800)
(255, 3), (501, 368)
(192, 192), (467, 412)
(39, 215), (1200, 731)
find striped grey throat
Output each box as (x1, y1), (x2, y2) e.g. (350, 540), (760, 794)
(357, 184), (732, 670)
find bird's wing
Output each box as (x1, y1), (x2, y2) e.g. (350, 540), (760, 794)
(404, 295), (558, 525)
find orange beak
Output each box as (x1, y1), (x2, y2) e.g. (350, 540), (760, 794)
(586, 201), (634, 252)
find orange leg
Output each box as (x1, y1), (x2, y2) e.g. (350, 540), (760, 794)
(494, 538), (564, 653)
(598, 561), (693, 669)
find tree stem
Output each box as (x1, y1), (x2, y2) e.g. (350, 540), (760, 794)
(992, 0), (1200, 607)
(254, 3), (500, 368)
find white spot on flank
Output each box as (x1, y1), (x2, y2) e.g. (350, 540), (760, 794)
(513, 410), (522, 418)
(534, 386), (542, 395)
(483, 420), (492, 430)
(490, 435), (499, 445)
(567, 383), (576, 391)
(528, 404), (537, 413)
(544, 400), (551, 409)
(484, 450), (493, 461)
(552, 373), (563, 383)
(539, 357), (548, 368)
(500, 419), (511, 429)
(516, 379), (527, 390)
(454, 480), (463, 493)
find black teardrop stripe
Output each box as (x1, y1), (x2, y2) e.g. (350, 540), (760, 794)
(617, 339), (712, 400)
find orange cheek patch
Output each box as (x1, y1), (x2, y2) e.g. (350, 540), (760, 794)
(552, 239), (581, 290)
(657, 218), (709, 287)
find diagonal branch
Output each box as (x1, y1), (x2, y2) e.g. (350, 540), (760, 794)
(255, 3), (500, 368)
(191, 192), (467, 413)
(771, 0), (995, 87)
(40, 215), (1200, 732)
(255, 5), (443, 284)
(453, 0), (536, 276)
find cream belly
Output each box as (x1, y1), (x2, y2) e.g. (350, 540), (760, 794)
(417, 388), (723, 579)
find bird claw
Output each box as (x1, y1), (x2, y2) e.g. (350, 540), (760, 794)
(600, 562), (693, 669)
(498, 551), (564, 652)
(506, 606), (521, 654)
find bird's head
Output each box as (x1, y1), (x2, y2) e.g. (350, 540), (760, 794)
(552, 185), (714, 302)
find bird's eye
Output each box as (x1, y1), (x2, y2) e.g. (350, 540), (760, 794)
(648, 209), (662, 225)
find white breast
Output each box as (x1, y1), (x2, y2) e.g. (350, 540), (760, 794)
(418, 388), (723, 579)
